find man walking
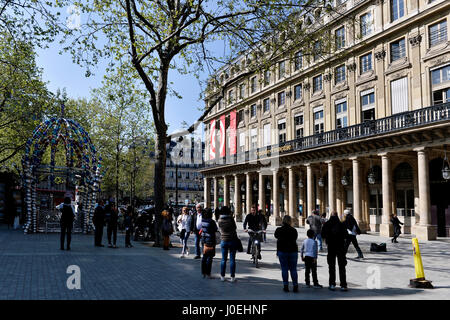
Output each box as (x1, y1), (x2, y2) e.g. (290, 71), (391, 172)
(192, 203), (204, 259)
(321, 211), (348, 291)
(343, 210), (364, 259)
(306, 210), (323, 251)
(93, 199), (105, 247)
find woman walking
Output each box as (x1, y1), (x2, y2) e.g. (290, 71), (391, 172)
(201, 208), (218, 279)
(218, 206), (238, 282)
(177, 207), (193, 258)
(390, 213), (404, 243)
(274, 215), (299, 292)
(162, 209), (174, 250)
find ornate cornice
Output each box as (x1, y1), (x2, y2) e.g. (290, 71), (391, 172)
(409, 34), (422, 47)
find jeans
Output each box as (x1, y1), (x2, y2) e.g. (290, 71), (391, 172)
(202, 254), (213, 276)
(125, 228), (131, 246)
(314, 233), (323, 250)
(304, 256), (319, 286)
(107, 224), (117, 245)
(327, 246), (347, 287)
(277, 251), (298, 286)
(181, 230), (190, 254)
(344, 235), (364, 258)
(60, 222), (72, 249)
(194, 232), (203, 256)
(221, 240), (237, 277)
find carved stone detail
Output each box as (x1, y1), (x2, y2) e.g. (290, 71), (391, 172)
(375, 50), (386, 60)
(409, 35), (422, 47)
(347, 63), (357, 72)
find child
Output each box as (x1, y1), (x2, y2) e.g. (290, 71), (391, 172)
(301, 229), (323, 288)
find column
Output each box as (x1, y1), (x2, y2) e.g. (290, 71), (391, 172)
(223, 175), (230, 207)
(270, 169), (282, 226)
(288, 167), (299, 227)
(258, 171), (266, 215)
(336, 165), (344, 215)
(246, 172), (252, 217)
(283, 172), (289, 216)
(327, 161), (336, 216)
(298, 170), (306, 226)
(213, 177), (219, 209)
(352, 157), (367, 232)
(234, 174), (242, 222)
(203, 177), (211, 208)
(380, 153), (393, 237)
(413, 148), (437, 240)
(306, 163), (314, 217)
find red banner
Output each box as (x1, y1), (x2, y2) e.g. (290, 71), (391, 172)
(209, 119), (215, 160)
(229, 110), (237, 155)
(219, 115), (226, 157)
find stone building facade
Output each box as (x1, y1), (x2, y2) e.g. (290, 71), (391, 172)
(199, 0), (450, 240)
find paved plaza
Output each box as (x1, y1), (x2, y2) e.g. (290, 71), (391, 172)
(0, 224), (449, 300)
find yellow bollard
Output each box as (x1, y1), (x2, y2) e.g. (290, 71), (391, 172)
(409, 238), (433, 288)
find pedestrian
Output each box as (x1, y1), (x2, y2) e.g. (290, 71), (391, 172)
(259, 210), (267, 242)
(243, 205), (267, 259)
(177, 207), (192, 258)
(192, 203), (204, 259)
(343, 210), (364, 259)
(306, 210), (323, 251)
(162, 209), (174, 250)
(56, 197), (75, 251)
(321, 212), (328, 224)
(321, 211), (348, 291)
(105, 201), (119, 248)
(218, 206), (238, 283)
(124, 206), (134, 248)
(214, 207), (220, 221)
(93, 199), (106, 247)
(274, 215), (299, 293)
(201, 208), (218, 279)
(390, 213), (403, 243)
(301, 229), (323, 288)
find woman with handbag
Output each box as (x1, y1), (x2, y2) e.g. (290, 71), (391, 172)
(200, 208), (218, 279)
(218, 206), (239, 283)
(177, 207), (192, 258)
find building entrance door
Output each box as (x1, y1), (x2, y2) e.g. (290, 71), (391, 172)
(429, 158), (450, 237)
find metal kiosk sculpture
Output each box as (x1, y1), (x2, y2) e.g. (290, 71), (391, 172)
(22, 107), (102, 234)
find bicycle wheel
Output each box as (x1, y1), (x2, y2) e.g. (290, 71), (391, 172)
(251, 243), (256, 264)
(255, 246), (259, 268)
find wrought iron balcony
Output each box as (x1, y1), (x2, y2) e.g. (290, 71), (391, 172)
(203, 103), (450, 169)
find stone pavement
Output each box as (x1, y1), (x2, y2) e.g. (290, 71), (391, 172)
(0, 223), (449, 300)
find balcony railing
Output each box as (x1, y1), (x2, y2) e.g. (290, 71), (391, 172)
(203, 103), (450, 169)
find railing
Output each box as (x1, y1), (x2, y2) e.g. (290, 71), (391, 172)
(203, 103), (450, 169)
(369, 208), (382, 216)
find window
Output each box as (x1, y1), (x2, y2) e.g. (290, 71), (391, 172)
(431, 65), (450, 104)
(263, 98), (270, 112)
(433, 88), (450, 104)
(239, 83), (245, 100)
(228, 90), (234, 105)
(278, 61), (285, 79)
(186, 172), (190, 179)
(278, 119), (286, 143)
(264, 70), (271, 86)
(429, 20), (447, 47)
(239, 132), (246, 152)
(335, 100), (348, 128)
(390, 38), (406, 62)
(251, 76), (257, 93)
(294, 113), (304, 139)
(391, 0), (405, 22)
(278, 91), (285, 107)
(294, 84), (302, 100)
(360, 52), (373, 73)
(313, 108), (324, 134)
(250, 128), (258, 149)
(335, 65), (346, 84)
(263, 123), (271, 146)
(313, 75), (323, 92)
(360, 12), (372, 37)
(250, 104), (257, 118)
(335, 26), (346, 49)
(361, 89), (375, 122)
(391, 77), (409, 114)
(238, 109), (244, 123)
(170, 171), (174, 178)
(294, 51), (303, 71)
(313, 41), (321, 61)
(431, 65), (450, 85)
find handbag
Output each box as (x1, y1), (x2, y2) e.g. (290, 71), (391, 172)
(235, 236), (244, 252)
(203, 244), (216, 257)
(179, 229), (186, 239)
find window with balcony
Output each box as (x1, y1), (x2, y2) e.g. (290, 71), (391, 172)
(278, 119), (286, 143)
(294, 84), (302, 100)
(335, 26), (345, 49)
(263, 98), (270, 113)
(263, 123), (271, 146)
(239, 83), (245, 99)
(294, 113), (304, 139)
(360, 12), (372, 37)
(239, 132), (246, 152)
(250, 104), (257, 118)
(360, 52), (373, 73)
(313, 75), (323, 92)
(429, 20), (447, 47)
(335, 65), (346, 84)
(390, 38), (406, 62)
(335, 100), (348, 128)
(278, 91), (286, 107)
(264, 69), (271, 86)
(390, 0), (405, 22)
(313, 108), (324, 134)
(361, 89), (375, 122)
(391, 77), (409, 114)
(250, 128), (258, 149)
(251, 76), (257, 93)
(431, 64), (450, 104)
(294, 51), (303, 71)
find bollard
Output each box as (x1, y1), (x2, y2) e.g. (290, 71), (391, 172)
(409, 238), (433, 289)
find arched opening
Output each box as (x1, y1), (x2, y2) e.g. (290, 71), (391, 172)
(429, 157), (450, 237)
(368, 165), (383, 231)
(393, 162), (415, 233)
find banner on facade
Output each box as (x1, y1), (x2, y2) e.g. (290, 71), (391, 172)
(209, 119), (216, 160)
(229, 110), (237, 155)
(219, 115), (226, 157)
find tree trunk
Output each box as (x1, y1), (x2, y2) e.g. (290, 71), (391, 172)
(115, 146), (120, 205)
(152, 130), (167, 246)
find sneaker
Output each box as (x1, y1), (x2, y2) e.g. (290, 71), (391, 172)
(329, 285), (336, 291)
(230, 277), (236, 283)
(220, 276), (226, 282)
(186, 249), (189, 256)
(313, 284), (323, 289)
(340, 287), (348, 292)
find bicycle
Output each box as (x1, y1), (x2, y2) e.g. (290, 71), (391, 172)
(247, 229), (265, 268)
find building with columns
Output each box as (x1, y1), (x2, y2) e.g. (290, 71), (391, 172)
(199, 0), (450, 240)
